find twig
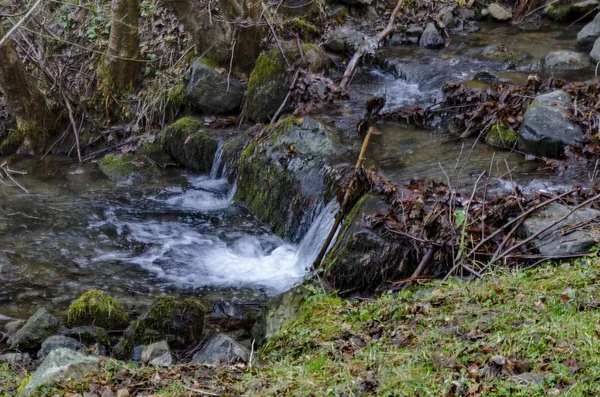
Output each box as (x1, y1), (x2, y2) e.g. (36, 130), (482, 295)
(0, 0), (43, 47)
(271, 68), (301, 123)
(63, 94), (82, 163)
(180, 385), (220, 396)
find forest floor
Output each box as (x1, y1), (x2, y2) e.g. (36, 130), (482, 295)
(3, 252), (600, 396)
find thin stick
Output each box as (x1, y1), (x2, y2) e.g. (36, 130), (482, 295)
(0, 0), (43, 47)
(63, 95), (82, 163)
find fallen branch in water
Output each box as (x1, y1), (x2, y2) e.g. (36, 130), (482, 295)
(339, 0), (404, 91)
(0, 161), (29, 193)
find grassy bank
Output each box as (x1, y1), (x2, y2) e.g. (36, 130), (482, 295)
(3, 254), (600, 396)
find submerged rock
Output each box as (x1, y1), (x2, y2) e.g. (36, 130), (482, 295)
(419, 23), (444, 48)
(235, 117), (338, 240)
(37, 335), (86, 360)
(66, 290), (128, 330)
(98, 153), (160, 184)
(577, 12), (600, 48)
(161, 117), (220, 172)
(8, 308), (60, 350)
(252, 285), (307, 345)
(487, 3), (513, 21)
(543, 50), (591, 70)
(186, 58), (244, 115)
(519, 91), (583, 158)
(192, 334), (249, 364)
(113, 296), (205, 359)
(20, 348), (100, 396)
(522, 203), (600, 256)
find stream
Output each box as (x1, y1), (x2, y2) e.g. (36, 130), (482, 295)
(0, 20), (594, 325)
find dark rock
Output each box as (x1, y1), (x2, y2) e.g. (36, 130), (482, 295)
(113, 296), (205, 360)
(212, 301), (244, 319)
(543, 50), (591, 70)
(191, 334), (250, 364)
(60, 326), (110, 346)
(487, 3), (512, 20)
(577, 12), (600, 48)
(162, 117), (219, 172)
(405, 25), (423, 39)
(21, 348), (101, 396)
(132, 345), (144, 361)
(186, 59), (244, 115)
(474, 70), (506, 83)
(522, 203), (600, 256)
(98, 154), (160, 184)
(519, 91), (583, 158)
(38, 335), (86, 360)
(419, 23), (444, 48)
(591, 37), (600, 62)
(8, 308), (60, 350)
(324, 35), (345, 53)
(252, 286), (307, 345)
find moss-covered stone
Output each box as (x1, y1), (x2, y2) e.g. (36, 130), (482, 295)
(485, 124), (517, 149)
(66, 290), (128, 330)
(98, 153), (160, 184)
(0, 129), (25, 155)
(285, 17), (320, 37)
(161, 117), (219, 172)
(139, 141), (173, 168)
(544, 3), (572, 21)
(113, 296), (206, 359)
(480, 45), (529, 67)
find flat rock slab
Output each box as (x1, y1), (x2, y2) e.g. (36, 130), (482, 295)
(522, 202), (600, 256)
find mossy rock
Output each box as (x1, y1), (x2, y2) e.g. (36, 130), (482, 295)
(113, 296), (206, 359)
(485, 124), (517, 149)
(480, 45), (529, 67)
(0, 129), (25, 155)
(98, 153), (160, 184)
(66, 290), (128, 330)
(246, 45), (329, 121)
(161, 117), (219, 172)
(139, 141), (174, 168)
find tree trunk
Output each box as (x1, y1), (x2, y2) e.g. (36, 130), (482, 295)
(100, 0), (140, 92)
(0, 24), (55, 152)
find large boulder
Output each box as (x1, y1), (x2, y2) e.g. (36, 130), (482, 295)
(186, 58), (244, 115)
(113, 296), (205, 359)
(487, 3), (513, 20)
(577, 12), (600, 48)
(522, 203), (600, 256)
(591, 37), (600, 62)
(235, 117), (338, 241)
(252, 286), (307, 345)
(519, 91), (583, 158)
(37, 335), (86, 360)
(20, 348), (101, 396)
(419, 23), (444, 48)
(8, 308), (60, 350)
(192, 334), (249, 364)
(66, 290), (128, 330)
(161, 117), (220, 172)
(542, 50), (591, 70)
(98, 154), (160, 184)
(246, 45), (328, 121)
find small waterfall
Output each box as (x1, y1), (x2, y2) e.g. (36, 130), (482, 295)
(293, 200), (339, 271)
(210, 140), (224, 179)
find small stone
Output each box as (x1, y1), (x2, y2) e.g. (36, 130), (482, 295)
(116, 389), (130, 397)
(487, 3), (513, 21)
(141, 340), (171, 364)
(149, 352), (173, 367)
(490, 355), (506, 366)
(38, 335), (86, 360)
(419, 23), (444, 48)
(191, 334), (250, 365)
(544, 50), (591, 70)
(405, 25), (424, 37)
(4, 319), (25, 334)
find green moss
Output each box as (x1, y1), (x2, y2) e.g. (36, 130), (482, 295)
(286, 17), (320, 37)
(322, 195), (366, 270)
(161, 117), (219, 171)
(139, 141), (173, 168)
(166, 83), (187, 108)
(66, 290), (128, 330)
(98, 153), (160, 183)
(544, 3), (572, 21)
(16, 373), (32, 395)
(197, 57), (219, 70)
(485, 124), (518, 149)
(266, 116), (302, 143)
(0, 129), (25, 154)
(246, 50), (284, 108)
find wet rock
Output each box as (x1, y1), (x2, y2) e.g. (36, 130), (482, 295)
(522, 203), (600, 256)
(60, 326), (110, 346)
(0, 352), (30, 364)
(213, 301), (244, 319)
(246, 45), (328, 121)
(519, 90), (583, 158)
(20, 348), (101, 396)
(4, 319), (25, 334)
(543, 50), (591, 70)
(324, 35), (345, 53)
(66, 290), (128, 330)
(98, 153), (160, 184)
(186, 58), (244, 115)
(325, 27), (363, 53)
(252, 286), (307, 345)
(37, 335), (86, 360)
(577, 12), (600, 48)
(162, 117), (219, 172)
(487, 3), (512, 21)
(480, 44), (529, 66)
(474, 70), (506, 83)
(235, 117), (338, 240)
(139, 141), (173, 168)
(323, 196), (411, 293)
(141, 340), (173, 366)
(419, 23), (444, 48)
(191, 334), (250, 364)
(8, 308), (60, 350)
(591, 37), (600, 62)
(406, 24), (424, 38)
(113, 296), (205, 360)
